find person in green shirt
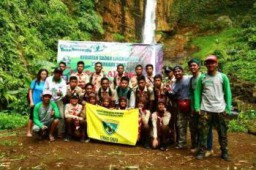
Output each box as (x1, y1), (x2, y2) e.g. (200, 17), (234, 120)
(33, 90), (60, 141)
(194, 55), (232, 161)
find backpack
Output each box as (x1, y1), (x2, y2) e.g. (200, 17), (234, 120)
(27, 80), (37, 104)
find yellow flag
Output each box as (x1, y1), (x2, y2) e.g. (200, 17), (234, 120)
(86, 103), (139, 146)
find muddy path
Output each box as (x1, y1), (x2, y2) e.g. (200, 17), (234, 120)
(0, 128), (255, 169)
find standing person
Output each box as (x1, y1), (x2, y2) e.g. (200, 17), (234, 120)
(71, 61), (89, 93)
(27, 69), (49, 137)
(130, 64), (144, 90)
(97, 77), (117, 107)
(188, 58), (202, 153)
(82, 83), (96, 104)
(90, 62), (105, 91)
(152, 74), (167, 112)
(33, 90), (60, 141)
(163, 66), (176, 145)
(134, 75), (154, 111)
(145, 64), (154, 88)
(59, 61), (69, 84)
(112, 64), (126, 89)
(116, 76), (135, 108)
(63, 76), (83, 105)
(64, 93), (86, 142)
(44, 67), (67, 138)
(167, 65), (191, 149)
(195, 55), (232, 161)
(151, 100), (171, 151)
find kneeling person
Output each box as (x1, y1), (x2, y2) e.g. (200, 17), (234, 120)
(65, 93), (86, 142)
(33, 90), (60, 141)
(151, 100), (171, 151)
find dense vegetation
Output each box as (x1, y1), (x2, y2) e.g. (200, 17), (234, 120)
(171, 0), (256, 82)
(0, 0), (103, 112)
(0, 0), (255, 132)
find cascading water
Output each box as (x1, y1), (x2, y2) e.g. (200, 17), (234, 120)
(142, 0), (157, 44)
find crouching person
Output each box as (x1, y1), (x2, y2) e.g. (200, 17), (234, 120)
(64, 93), (86, 142)
(151, 100), (171, 151)
(137, 98), (151, 149)
(33, 90), (60, 141)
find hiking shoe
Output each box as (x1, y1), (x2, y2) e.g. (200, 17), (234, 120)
(205, 149), (214, 157)
(175, 145), (184, 149)
(144, 142), (150, 149)
(64, 136), (70, 142)
(190, 148), (199, 154)
(196, 152), (205, 160)
(49, 134), (55, 142)
(221, 152), (231, 161)
(160, 144), (168, 151)
(85, 138), (90, 143)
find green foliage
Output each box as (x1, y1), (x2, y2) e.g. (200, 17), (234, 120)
(0, 0), (103, 112)
(113, 33), (125, 42)
(0, 112), (28, 130)
(170, 0), (254, 31)
(228, 110), (256, 132)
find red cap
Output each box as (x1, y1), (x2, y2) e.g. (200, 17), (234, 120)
(205, 55), (218, 62)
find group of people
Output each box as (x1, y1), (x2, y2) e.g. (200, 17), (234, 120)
(27, 55), (232, 161)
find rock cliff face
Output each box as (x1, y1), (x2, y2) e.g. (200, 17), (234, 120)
(96, 0), (192, 62)
(96, 0), (173, 42)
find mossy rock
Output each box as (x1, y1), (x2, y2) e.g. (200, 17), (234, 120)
(248, 121), (256, 135)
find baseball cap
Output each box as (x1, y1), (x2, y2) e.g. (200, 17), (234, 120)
(164, 66), (173, 74)
(71, 93), (79, 99)
(188, 58), (201, 66)
(205, 55), (218, 63)
(54, 67), (63, 74)
(42, 90), (52, 96)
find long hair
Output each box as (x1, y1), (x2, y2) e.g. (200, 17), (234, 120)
(35, 69), (48, 85)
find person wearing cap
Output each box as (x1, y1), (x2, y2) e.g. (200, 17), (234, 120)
(44, 67), (67, 138)
(167, 65), (191, 149)
(71, 61), (89, 93)
(63, 76), (83, 105)
(116, 76), (135, 108)
(163, 66), (176, 145)
(32, 90), (60, 141)
(151, 99), (171, 151)
(188, 58), (214, 156)
(64, 93), (86, 142)
(137, 98), (151, 149)
(194, 55), (232, 161)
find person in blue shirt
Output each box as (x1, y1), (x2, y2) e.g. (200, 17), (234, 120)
(27, 69), (48, 137)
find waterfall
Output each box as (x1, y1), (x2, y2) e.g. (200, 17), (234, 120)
(142, 0), (157, 44)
